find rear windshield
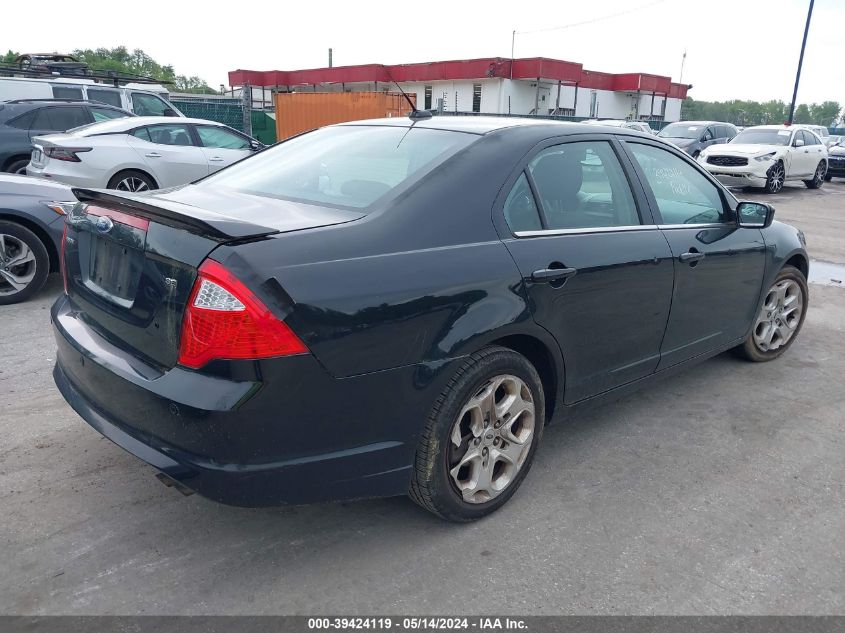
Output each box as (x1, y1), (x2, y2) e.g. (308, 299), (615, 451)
(199, 125), (477, 210)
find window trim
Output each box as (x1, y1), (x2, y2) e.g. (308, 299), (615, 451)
(619, 138), (739, 227)
(493, 133), (659, 239)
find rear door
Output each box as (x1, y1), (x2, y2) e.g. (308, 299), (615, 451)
(126, 124), (209, 187)
(193, 124), (253, 173)
(622, 140), (766, 368)
(498, 136), (675, 403)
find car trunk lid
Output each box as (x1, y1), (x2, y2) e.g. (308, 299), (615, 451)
(63, 187), (363, 369)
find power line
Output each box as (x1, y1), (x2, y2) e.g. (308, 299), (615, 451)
(515, 0), (668, 36)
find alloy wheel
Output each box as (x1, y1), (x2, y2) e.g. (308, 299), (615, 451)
(753, 279), (803, 352)
(813, 163), (825, 186)
(116, 177), (150, 192)
(448, 374), (536, 504)
(0, 233), (37, 296)
(767, 163), (785, 193)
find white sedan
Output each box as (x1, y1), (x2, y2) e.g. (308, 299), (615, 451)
(698, 125), (828, 194)
(26, 117), (264, 192)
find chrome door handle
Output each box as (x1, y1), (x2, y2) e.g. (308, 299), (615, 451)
(679, 251), (706, 263)
(531, 267), (577, 283)
(145, 152), (162, 158)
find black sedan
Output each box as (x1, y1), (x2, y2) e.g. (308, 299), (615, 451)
(51, 117), (809, 521)
(0, 174), (76, 304)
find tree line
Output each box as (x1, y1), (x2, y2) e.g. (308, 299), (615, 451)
(681, 98), (842, 128)
(2, 47), (216, 94)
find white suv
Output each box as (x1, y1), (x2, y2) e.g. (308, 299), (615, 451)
(698, 125), (828, 193)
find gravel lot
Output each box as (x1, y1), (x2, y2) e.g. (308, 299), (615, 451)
(1, 181), (843, 615)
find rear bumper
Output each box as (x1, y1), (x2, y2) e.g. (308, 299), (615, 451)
(51, 295), (446, 506)
(27, 163), (104, 188)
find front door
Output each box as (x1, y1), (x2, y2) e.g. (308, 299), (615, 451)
(623, 140), (766, 368)
(194, 124), (253, 174)
(499, 138), (675, 403)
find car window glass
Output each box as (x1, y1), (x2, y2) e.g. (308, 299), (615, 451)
(503, 172), (542, 232)
(702, 127), (714, 141)
(7, 110), (37, 130)
(131, 127), (151, 142)
(804, 131), (819, 146)
(196, 125), (251, 150)
(628, 143), (728, 224)
(32, 106), (90, 131)
(527, 140), (640, 229)
(51, 85), (83, 100)
(90, 107), (127, 122)
(131, 92), (169, 116)
(87, 89), (122, 108)
(145, 124), (194, 146)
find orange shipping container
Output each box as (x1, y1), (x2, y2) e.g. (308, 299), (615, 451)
(274, 92), (416, 141)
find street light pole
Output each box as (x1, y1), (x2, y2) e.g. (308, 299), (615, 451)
(788, 0), (815, 125)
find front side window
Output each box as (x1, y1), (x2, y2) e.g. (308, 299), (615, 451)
(702, 127), (714, 141)
(131, 92), (169, 116)
(90, 106), (128, 122)
(145, 124), (193, 146)
(628, 143), (728, 225)
(527, 141), (640, 230)
(196, 125), (251, 150)
(503, 173), (542, 232)
(201, 125), (475, 210)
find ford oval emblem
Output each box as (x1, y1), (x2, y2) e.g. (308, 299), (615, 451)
(95, 216), (114, 234)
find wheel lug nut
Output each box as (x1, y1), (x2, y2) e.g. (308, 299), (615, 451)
(482, 447), (488, 455)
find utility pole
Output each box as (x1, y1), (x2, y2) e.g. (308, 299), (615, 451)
(679, 50), (687, 84)
(329, 48), (333, 68)
(510, 30), (515, 80)
(788, 0), (815, 125)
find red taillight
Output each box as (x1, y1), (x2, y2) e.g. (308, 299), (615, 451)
(178, 259), (308, 369)
(45, 147), (91, 162)
(60, 222), (68, 294)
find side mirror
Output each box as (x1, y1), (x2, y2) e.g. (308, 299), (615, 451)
(794, 138), (805, 148)
(737, 201), (775, 228)
(249, 140), (264, 151)
(162, 108), (178, 117)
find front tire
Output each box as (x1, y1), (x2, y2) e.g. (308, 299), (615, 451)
(0, 221), (50, 305)
(736, 265), (808, 362)
(804, 161), (826, 189)
(409, 346), (545, 522)
(764, 161), (785, 194)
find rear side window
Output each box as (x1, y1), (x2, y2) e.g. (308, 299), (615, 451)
(90, 106), (127, 122)
(7, 110), (37, 130)
(527, 141), (640, 229)
(131, 127), (151, 141)
(146, 124), (193, 146)
(31, 106), (90, 131)
(52, 85), (83, 100)
(87, 88), (122, 108)
(195, 125), (250, 150)
(201, 125), (476, 210)
(503, 173), (542, 232)
(627, 143), (728, 225)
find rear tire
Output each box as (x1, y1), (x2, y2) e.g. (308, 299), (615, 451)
(0, 221), (50, 305)
(803, 161), (826, 189)
(736, 265), (807, 362)
(824, 174), (832, 181)
(6, 158), (29, 175)
(409, 346), (545, 522)
(764, 161), (785, 194)
(107, 170), (157, 192)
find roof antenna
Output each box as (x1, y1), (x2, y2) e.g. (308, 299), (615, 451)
(382, 65), (432, 120)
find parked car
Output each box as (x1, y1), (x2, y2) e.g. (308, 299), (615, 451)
(825, 138), (845, 181)
(27, 117), (264, 191)
(583, 119), (655, 134)
(0, 76), (182, 117)
(11, 53), (88, 77)
(51, 117), (810, 521)
(657, 121), (738, 157)
(0, 99), (134, 174)
(796, 124), (830, 147)
(699, 125), (828, 193)
(0, 174), (75, 304)
(824, 134), (842, 149)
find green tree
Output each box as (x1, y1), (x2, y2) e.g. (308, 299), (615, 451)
(792, 103), (812, 124)
(173, 75), (217, 94)
(808, 101), (842, 126)
(2, 50), (19, 64)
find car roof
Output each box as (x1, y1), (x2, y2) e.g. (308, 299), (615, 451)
(744, 125), (796, 131)
(69, 116), (229, 136)
(335, 116), (648, 136)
